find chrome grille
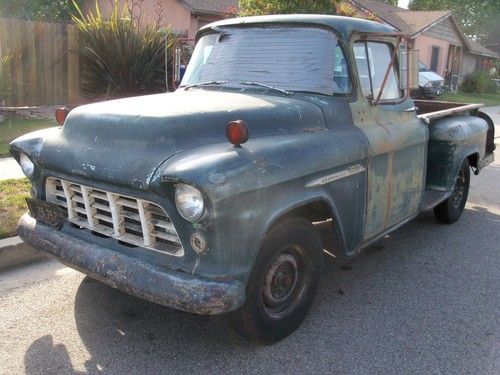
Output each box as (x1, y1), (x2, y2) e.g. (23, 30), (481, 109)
(45, 177), (183, 256)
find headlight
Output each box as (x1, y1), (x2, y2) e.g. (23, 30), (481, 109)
(175, 183), (204, 222)
(19, 152), (35, 178)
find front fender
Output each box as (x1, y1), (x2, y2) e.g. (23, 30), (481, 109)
(150, 128), (368, 282)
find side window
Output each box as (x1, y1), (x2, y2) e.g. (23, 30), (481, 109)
(353, 41), (402, 101)
(333, 43), (352, 94)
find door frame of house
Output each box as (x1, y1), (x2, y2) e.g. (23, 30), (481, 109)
(446, 44), (463, 90)
(430, 45), (440, 72)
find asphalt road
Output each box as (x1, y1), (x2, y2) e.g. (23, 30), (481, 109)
(1, 153), (499, 374)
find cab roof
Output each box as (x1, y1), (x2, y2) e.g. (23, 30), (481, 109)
(198, 14), (397, 41)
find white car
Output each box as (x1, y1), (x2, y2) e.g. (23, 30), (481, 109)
(414, 62), (445, 99)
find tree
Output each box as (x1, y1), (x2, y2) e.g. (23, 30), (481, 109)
(239, 0), (340, 16)
(408, 0), (499, 43)
(0, 0), (82, 22)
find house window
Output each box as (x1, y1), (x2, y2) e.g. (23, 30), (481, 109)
(353, 41), (402, 101)
(430, 46), (440, 72)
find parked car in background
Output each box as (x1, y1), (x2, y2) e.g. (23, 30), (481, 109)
(412, 61), (445, 99)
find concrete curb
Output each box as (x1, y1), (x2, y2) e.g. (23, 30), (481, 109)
(0, 236), (47, 271)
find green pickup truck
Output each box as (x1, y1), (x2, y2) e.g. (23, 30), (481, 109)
(10, 15), (495, 343)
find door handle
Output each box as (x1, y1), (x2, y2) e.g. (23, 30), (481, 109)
(402, 106), (418, 113)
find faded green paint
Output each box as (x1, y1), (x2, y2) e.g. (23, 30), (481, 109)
(349, 98), (427, 239)
(8, 15), (494, 315)
(426, 115), (489, 191)
(200, 14), (397, 43)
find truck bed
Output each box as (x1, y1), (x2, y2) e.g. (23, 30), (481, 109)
(415, 99), (495, 173)
(414, 99), (484, 123)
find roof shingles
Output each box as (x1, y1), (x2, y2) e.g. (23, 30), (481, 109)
(350, 0), (498, 58)
(178, 0), (238, 16)
(393, 10), (451, 35)
(351, 0), (450, 36)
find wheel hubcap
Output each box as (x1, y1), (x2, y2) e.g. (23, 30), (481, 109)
(261, 250), (306, 319)
(263, 253), (298, 306)
(452, 169), (465, 207)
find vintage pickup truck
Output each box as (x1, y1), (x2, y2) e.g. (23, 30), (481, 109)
(10, 15), (495, 342)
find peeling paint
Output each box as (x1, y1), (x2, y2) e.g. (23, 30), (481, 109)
(208, 172), (226, 184)
(31, 139), (44, 157)
(82, 163), (96, 171)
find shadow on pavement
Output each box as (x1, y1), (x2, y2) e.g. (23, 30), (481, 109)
(23, 207), (500, 374)
(24, 335), (85, 375)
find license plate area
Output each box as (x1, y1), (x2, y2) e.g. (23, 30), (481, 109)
(26, 198), (66, 228)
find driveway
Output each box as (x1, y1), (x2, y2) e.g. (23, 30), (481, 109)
(0, 157), (24, 180)
(481, 105), (500, 137)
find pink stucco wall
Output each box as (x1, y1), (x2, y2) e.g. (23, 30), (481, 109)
(83, 0), (213, 39)
(414, 35), (450, 76)
(188, 15), (221, 40)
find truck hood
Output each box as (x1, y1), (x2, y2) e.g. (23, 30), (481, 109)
(23, 90), (326, 190)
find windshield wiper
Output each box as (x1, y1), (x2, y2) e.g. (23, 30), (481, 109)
(181, 80), (229, 90)
(238, 81), (292, 96)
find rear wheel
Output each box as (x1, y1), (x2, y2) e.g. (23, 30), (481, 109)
(434, 158), (470, 223)
(231, 217), (323, 343)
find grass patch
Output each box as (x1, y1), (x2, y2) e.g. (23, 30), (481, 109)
(0, 118), (57, 157)
(0, 178), (31, 239)
(438, 91), (500, 107)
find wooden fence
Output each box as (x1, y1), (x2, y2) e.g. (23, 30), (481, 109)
(0, 17), (80, 106)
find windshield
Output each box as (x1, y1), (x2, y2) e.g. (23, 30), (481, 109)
(419, 61), (428, 71)
(181, 27), (351, 95)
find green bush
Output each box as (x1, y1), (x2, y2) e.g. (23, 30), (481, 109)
(72, 0), (176, 99)
(460, 71), (497, 94)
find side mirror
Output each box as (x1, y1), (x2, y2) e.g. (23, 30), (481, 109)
(399, 45), (419, 90)
(174, 47), (181, 83)
(408, 49), (419, 89)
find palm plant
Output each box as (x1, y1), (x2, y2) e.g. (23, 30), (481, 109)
(72, 0), (175, 99)
(0, 54), (13, 104)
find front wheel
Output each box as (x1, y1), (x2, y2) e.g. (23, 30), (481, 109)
(231, 217), (323, 343)
(434, 158), (470, 223)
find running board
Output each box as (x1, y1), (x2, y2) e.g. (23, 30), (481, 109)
(420, 190), (451, 211)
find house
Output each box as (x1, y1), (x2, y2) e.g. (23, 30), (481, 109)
(347, 0), (499, 88)
(461, 35), (499, 76)
(83, 0), (238, 39)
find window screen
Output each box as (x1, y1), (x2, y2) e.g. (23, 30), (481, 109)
(182, 27), (351, 95)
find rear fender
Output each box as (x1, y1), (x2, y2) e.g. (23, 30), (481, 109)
(476, 111), (496, 156)
(426, 115), (489, 191)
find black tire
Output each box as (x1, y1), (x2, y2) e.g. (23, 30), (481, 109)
(434, 158), (470, 223)
(231, 217), (323, 343)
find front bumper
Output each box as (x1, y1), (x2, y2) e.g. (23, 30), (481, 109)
(421, 86), (442, 98)
(17, 213), (245, 315)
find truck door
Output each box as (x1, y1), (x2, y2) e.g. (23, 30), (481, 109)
(352, 41), (428, 240)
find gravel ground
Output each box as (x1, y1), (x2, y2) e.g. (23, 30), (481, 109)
(0, 147), (498, 375)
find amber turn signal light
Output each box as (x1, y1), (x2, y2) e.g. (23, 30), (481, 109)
(226, 120), (249, 147)
(55, 107), (70, 125)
